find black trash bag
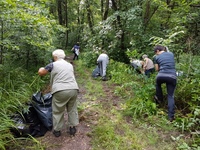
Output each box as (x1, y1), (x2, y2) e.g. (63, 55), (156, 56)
(25, 105), (48, 137)
(10, 104), (49, 138)
(10, 113), (31, 138)
(32, 92), (53, 130)
(32, 92), (52, 106)
(92, 65), (100, 78)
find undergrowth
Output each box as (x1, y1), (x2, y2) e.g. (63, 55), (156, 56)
(79, 51), (200, 150)
(0, 51), (199, 149)
(0, 64), (46, 149)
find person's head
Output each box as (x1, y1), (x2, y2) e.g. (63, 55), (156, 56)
(154, 45), (165, 54)
(102, 50), (107, 54)
(52, 49), (66, 61)
(76, 42), (79, 46)
(142, 54), (148, 59)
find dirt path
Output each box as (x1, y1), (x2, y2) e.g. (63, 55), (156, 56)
(39, 81), (121, 150)
(38, 87), (93, 150)
(37, 55), (101, 150)
(36, 54), (182, 150)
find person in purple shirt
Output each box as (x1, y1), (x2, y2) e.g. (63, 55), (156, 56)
(154, 45), (177, 122)
(71, 42), (80, 60)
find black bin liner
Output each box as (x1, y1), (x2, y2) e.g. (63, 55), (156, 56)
(10, 113), (31, 137)
(10, 92), (53, 138)
(32, 92), (53, 130)
(10, 104), (48, 137)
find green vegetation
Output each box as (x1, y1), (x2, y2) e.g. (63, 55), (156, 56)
(0, 0), (200, 149)
(75, 58), (199, 150)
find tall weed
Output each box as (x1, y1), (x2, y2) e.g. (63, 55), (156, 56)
(80, 51), (200, 147)
(0, 65), (44, 149)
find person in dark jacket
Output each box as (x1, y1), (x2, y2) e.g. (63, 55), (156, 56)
(72, 42), (80, 60)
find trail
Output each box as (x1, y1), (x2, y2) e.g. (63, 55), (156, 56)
(37, 54), (181, 150)
(37, 55), (99, 150)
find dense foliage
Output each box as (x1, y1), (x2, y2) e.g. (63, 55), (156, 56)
(0, 0), (200, 149)
(80, 49), (200, 149)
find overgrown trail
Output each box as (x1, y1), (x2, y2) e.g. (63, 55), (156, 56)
(37, 55), (122, 150)
(39, 53), (129, 150)
(38, 85), (93, 150)
(37, 55), (180, 150)
(37, 55), (95, 150)
(38, 81), (119, 150)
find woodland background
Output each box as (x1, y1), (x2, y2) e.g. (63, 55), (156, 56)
(0, 0), (200, 149)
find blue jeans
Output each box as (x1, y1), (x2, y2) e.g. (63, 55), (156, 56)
(156, 74), (177, 119)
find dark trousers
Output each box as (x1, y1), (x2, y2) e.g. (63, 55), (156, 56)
(156, 75), (177, 119)
(145, 68), (155, 78)
(73, 53), (78, 60)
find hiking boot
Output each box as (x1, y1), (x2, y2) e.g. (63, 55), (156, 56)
(169, 117), (175, 122)
(69, 126), (76, 136)
(53, 130), (61, 137)
(102, 76), (107, 81)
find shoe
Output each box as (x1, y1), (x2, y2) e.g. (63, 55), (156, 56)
(53, 130), (61, 137)
(69, 126), (76, 136)
(102, 76), (107, 81)
(169, 117), (175, 122)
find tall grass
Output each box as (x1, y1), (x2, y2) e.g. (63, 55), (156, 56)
(0, 65), (45, 149)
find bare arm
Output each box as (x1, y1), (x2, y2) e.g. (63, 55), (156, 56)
(155, 64), (159, 71)
(38, 67), (49, 76)
(143, 58), (148, 70)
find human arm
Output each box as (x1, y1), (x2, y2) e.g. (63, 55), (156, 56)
(38, 63), (53, 76)
(155, 64), (159, 71)
(38, 67), (48, 76)
(143, 58), (148, 71)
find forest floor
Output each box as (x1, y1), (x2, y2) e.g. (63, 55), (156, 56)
(36, 54), (182, 150)
(37, 54), (117, 150)
(37, 83), (93, 150)
(38, 74), (120, 150)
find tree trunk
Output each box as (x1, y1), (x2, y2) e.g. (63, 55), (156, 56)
(103, 0), (109, 20)
(110, 0), (127, 62)
(57, 0), (63, 25)
(143, 0), (159, 31)
(85, 0), (94, 34)
(0, 19), (3, 64)
(101, 0), (104, 21)
(64, 0), (68, 47)
(77, 2), (81, 42)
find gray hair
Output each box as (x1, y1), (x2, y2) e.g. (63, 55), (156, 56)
(52, 49), (66, 59)
(142, 54), (148, 59)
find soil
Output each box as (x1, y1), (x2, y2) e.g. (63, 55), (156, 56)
(37, 55), (120, 150)
(36, 55), (183, 150)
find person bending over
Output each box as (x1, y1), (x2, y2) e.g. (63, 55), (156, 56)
(142, 54), (155, 78)
(154, 45), (177, 122)
(38, 49), (79, 137)
(97, 51), (109, 81)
